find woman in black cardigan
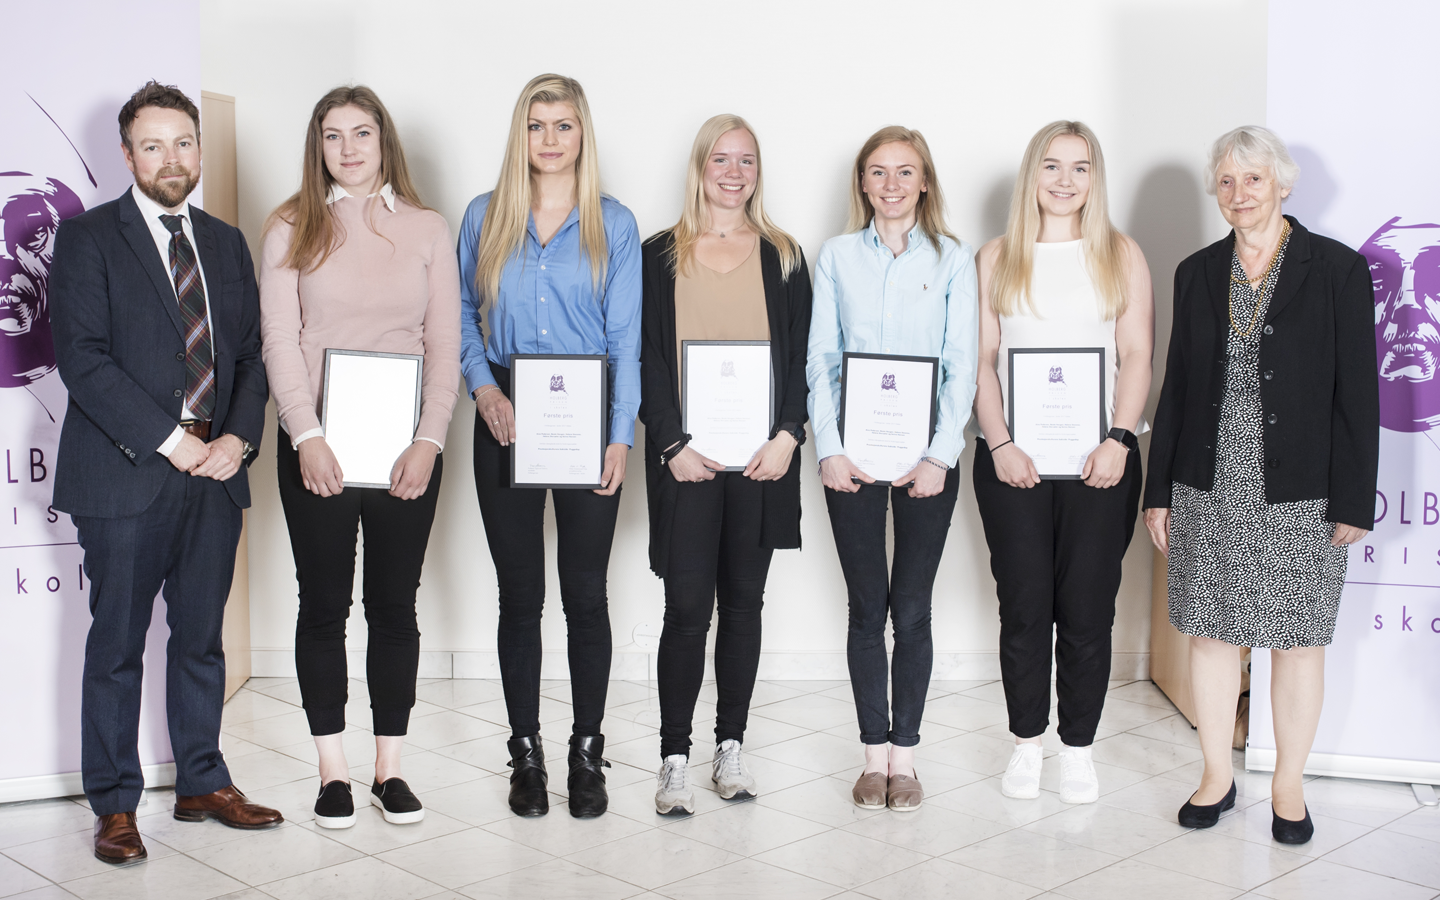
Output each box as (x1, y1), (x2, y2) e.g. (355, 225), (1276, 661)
(1144, 126), (1378, 845)
(639, 114), (811, 815)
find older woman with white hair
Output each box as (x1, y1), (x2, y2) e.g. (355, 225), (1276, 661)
(1143, 126), (1377, 844)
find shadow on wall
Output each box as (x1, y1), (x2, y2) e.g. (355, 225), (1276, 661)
(978, 175), (1012, 245)
(1283, 144), (1339, 233)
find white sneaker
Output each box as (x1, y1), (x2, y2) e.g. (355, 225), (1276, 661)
(655, 755), (695, 815)
(1001, 742), (1043, 799)
(712, 740), (757, 800)
(1058, 744), (1099, 804)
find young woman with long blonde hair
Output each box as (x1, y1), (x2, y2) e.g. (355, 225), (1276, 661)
(456, 74), (641, 819)
(972, 120), (1153, 805)
(638, 115), (811, 814)
(259, 85), (461, 828)
(806, 126), (978, 812)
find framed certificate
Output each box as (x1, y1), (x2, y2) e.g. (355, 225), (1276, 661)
(510, 354), (608, 489)
(682, 340), (773, 471)
(321, 349), (423, 489)
(1007, 347), (1106, 479)
(838, 352), (939, 485)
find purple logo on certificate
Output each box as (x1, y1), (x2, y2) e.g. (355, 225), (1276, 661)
(720, 360), (736, 378)
(880, 373), (897, 392)
(1048, 366), (1065, 385)
(549, 374), (567, 394)
(1364, 217), (1440, 432)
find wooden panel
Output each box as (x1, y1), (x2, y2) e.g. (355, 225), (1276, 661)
(201, 90), (249, 699)
(1149, 547), (1197, 726)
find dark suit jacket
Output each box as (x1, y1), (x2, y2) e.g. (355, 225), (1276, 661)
(638, 232), (812, 577)
(1144, 216), (1379, 529)
(48, 189), (267, 518)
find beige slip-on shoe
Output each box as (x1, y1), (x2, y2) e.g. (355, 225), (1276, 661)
(887, 772), (924, 811)
(852, 771), (888, 809)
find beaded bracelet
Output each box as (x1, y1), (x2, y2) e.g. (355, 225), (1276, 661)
(922, 457), (949, 470)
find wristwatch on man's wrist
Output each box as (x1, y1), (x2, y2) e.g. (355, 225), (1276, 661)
(1106, 427), (1138, 452)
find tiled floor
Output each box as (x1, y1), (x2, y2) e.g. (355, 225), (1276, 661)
(3, 676), (1438, 899)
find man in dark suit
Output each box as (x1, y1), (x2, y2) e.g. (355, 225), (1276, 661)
(48, 81), (281, 866)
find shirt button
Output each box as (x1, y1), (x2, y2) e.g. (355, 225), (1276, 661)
(888, 281), (895, 287)
(542, 329), (548, 335)
(887, 313), (892, 318)
(1266, 413), (1278, 425)
(1263, 370), (1273, 380)
(1263, 325), (1274, 335)
(541, 297), (546, 302)
(540, 265), (546, 270)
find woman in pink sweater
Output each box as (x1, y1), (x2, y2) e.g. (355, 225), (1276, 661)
(258, 86), (461, 830)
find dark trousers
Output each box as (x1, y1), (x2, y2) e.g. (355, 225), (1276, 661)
(658, 472), (773, 758)
(473, 369), (618, 738)
(276, 437), (442, 736)
(76, 468), (241, 815)
(972, 439), (1141, 746)
(825, 468), (959, 747)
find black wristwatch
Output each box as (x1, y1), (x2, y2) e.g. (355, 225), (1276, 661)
(1107, 427), (1138, 452)
(770, 421), (806, 446)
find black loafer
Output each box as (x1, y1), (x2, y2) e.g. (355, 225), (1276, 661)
(567, 734), (611, 818)
(314, 780), (355, 829)
(1272, 804), (1314, 844)
(1178, 780), (1237, 828)
(371, 778), (424, 824)
(507, 735), (549, 817)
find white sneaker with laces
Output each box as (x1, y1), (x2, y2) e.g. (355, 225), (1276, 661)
(1001, 742), (1043, 799)
(1058, 744), (1099, 804)
(655, 754), (695, 815)
(711, 740), (757, 800)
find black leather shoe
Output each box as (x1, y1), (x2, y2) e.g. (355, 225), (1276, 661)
(506, 735), (549, 817)
(567, 734), (611, 818)
(1178, 780), (1236, 828)
(1272, 804), (1314, 844)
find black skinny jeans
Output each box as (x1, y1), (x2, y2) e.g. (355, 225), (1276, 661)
(473, 366), (619, 738)
(972, 439), (1141, 746)
(825, 468), (959, 747)
(658, 472), (773, 758)
(277, 436), (442, 736)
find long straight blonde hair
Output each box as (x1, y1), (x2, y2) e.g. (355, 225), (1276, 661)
(474, 74), (607, 304)
(668, 114), (801, 280)
(991, 120), (1128, 319)
(846, 126), (957, 254)
(264, 85), (427, 273)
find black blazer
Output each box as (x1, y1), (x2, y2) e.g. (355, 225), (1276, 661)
(1144, 216), (1378, 529)
(639, 232), (813, 577)
(48, 189), (268, 518)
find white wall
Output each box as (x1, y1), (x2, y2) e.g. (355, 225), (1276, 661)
(201, 0), (1267, 679)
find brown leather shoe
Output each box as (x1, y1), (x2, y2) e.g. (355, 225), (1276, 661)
(887, 772), (924, 811)
(173, 785), (283, 829)
(852, 771), (888, 809)
(94, 812), (147, 865)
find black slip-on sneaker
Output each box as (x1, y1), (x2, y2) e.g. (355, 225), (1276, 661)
(314, 780), (356, 829)
(371, 778), (425, 824)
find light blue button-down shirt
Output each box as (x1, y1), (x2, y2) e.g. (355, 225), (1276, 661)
(806, 220), (979, 466)
(458, 191), (642, 446)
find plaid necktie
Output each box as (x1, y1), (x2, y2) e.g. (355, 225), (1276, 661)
(160, 214), (216, 420)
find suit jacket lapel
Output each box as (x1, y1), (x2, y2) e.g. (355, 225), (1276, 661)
(1265, 216), (1312, 323)
(118, 190), (186, 339)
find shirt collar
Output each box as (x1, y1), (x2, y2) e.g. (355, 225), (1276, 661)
(131, 183), (191, 225)
(864, 217), (924, 257)
(327, 181), (396, 212)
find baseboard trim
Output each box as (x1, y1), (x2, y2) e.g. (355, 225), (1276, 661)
(0, 763), (175, 805)
(250, 649), (1151, 682)
(1245, 746), (1440, 786)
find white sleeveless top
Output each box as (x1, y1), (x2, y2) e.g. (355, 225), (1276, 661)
(986, 239), (1147, 435)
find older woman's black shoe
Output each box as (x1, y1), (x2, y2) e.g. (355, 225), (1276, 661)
(567, 734), (611, 818)
(1272, 804), (1314, 844)
(506, 735), (549, 817)
(1178, 780), (1236, 828)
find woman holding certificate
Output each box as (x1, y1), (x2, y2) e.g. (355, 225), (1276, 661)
(1144, 126), (1377, 844)
(259, 86), (461, 828)
(806, 126), (978, 812)
(457, 74), (641, 819)
(971, 121), (1153, 805)
(638, 115), (812, 815)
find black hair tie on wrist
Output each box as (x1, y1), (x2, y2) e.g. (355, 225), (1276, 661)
(659, 433), (693, 467)
(989, 439), (1013, 452)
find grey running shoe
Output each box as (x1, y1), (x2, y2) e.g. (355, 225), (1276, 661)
(711, 740), (757, 800)
(655, 755), (695, 815)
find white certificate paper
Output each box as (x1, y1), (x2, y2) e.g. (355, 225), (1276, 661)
(683, 341), (773, 471)
(321, 349), (423, 489)
(839, 353), (939, 484)
(511, 354), (607, 489)
(1007, 348), (1106, 479)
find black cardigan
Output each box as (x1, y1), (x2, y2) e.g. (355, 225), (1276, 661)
(639, 232), (813, 577)
(1144, 216), (1379, 529)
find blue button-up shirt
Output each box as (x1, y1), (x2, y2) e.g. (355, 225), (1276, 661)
(458, 192), (642, 446)
(806, 221), (979, 466)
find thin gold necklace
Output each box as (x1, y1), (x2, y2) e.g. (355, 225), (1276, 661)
(1229, 220), (1290, 337)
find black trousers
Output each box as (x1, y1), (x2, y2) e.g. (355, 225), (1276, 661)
(825, 468), (959, 747)
(972, 439), (1141, 746)
(473, 367), (618, 738)
(658, 472), (773, 758)
(277, 436), (442, 737)
(77, 468), (241, 815)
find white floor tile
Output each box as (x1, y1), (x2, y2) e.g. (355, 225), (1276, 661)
(1248, 858), (1437, 900)
(566, 828), (742, 891)
(10, 885), (83, 900)
(6, 825), (182, 885)
(480, 801), (650, 856)
(1384, 806), (1440, 843)
(0, 851), (54, 897)
(1206, 800), (1374, 858)
(260, 855), (443, 900)
(1132, 829), (1310, 891)
(1051, 857), (1241, 900)
(1320, 829), (1440, 889)
(376, 828), (553, 889)
(944, 829), (1122, 891)
(186, 822), (362, 886)
(842, 801), (1007, 856)
(415, 680), (505, 710)
(1105, 681), (1181, 711)
(456, 859), (644, 900)
(914, 733), (1018, 777)
(853, 857), (1042, 900)
(661, 802), (830, 856)
(927, 777), (1071, 828)
(654, 857), (842, 900)
(1089, 732), (1203, 776)
(753, 828), (928, 890)
(62, 853), (247, 900)
(403, 711), (510, 751)
(749, 732), (863, 776)
(222, 748), (319, 793)
(0, 801), (94, 851)
(755, 776), (886, 830)
(1023, 802), (1188, 857)
(298, 806), (470, 856)
(920, 693), (1012, 732)
(1295, 777), (1424, 828)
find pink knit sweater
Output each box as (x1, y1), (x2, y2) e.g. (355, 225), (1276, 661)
(259, 193), (462, 447)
